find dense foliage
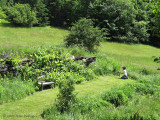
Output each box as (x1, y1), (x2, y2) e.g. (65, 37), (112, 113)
(56, 76), (76, 113)
(64, 18), (107, 52)
(0, 7), (6, 19)
(88, 0), (150, 43)
(4, 4), (37, 27)
(151, 0), (160, 38)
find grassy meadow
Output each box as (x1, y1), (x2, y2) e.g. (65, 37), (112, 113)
(0, 22), (68, 48)
(0, 21), (160, 120)
(99, 42), (160, 70)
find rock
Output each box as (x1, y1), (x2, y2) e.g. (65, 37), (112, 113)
(85, 57), (96, 67)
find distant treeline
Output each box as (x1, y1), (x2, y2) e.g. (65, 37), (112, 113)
(0, 0), (159, 45)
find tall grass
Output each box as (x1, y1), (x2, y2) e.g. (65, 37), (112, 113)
(0, 77), (35, 104)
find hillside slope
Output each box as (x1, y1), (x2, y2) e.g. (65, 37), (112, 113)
(0, 76), (134, 120)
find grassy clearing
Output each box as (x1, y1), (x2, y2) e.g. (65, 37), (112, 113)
(0, 22), (68, 48)
(99, 42), (160, 70)
(0, 76), (134, 120)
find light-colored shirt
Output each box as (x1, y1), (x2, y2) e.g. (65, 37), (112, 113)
(123, 70), (127, 76)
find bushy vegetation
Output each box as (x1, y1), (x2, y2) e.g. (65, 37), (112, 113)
(151, 0), (160, 39)
(4, 4), (37, 27)
(56, 75), (76, 113)
(64, 18), (107, 52)
(0, 7), (5, 19)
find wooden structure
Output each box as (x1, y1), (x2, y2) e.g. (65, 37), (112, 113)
(37, 81), (55, 91)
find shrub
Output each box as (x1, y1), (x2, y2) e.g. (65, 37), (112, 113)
(4, 3), (37, 27)
(64, 18), (107, 52)
(102, 89), (129, 107)
(56, 74), (76, 113)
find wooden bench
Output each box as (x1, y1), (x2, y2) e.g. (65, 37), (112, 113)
(37, 81), (55, 91)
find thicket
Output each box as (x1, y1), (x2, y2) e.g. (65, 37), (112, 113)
(151, 0), (160, 38)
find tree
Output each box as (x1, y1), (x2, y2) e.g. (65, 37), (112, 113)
(87, 0), (150, 43)
(0, 7), (6, 23)
(4, 4), (37, 27)
(64, 18), (107, 52)
(151, 0), (160, 38)
(0, 7), (6, 19)
(33, 1), (49, 26)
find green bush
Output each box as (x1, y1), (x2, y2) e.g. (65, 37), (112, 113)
(56, 74), (76, 113)
(102, 89), (129, 107)
(64, 18), (107, 52)
(4, 3), (37, 27)
(42, 97), (113, 120)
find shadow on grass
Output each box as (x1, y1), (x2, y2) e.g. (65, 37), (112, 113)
(0, 22), (69, 31)
(0, 22), (14, 27)
(0, 22), (31, 29)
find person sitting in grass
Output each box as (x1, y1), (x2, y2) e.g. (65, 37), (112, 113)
(119, 66), (128, 79)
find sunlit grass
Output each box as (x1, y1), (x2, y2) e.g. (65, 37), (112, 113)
(0, 22), (68, 48)
(99, 42), (160, 70)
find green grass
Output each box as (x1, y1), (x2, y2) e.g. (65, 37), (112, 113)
(0, 76), (134, 120)
(0, 22), (68, 48)
(99, 42), (160, 70)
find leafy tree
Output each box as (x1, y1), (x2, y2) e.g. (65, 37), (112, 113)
(33, 1), (49, 26)
(0, 7), (6, 23)
(4, 3), (37, 27)
(0, 7), (6, 19)
(46, 0), (71, 26)
(151, 0), (160, 38)
(88, 0), (150, 43)
(64, 18), (107, 52)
